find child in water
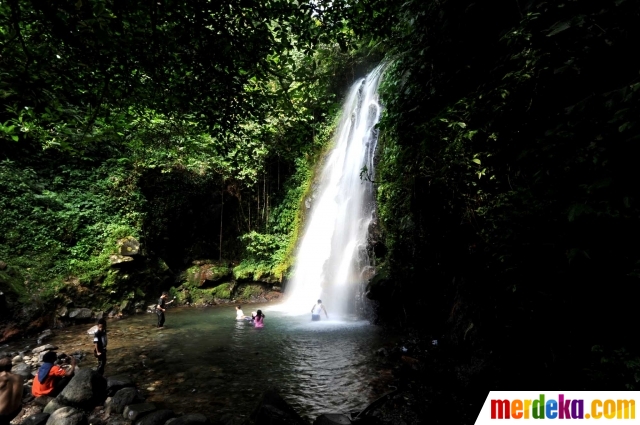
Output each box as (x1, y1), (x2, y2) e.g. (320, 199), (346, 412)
(254, 310), (265, 328)
(235, 305), (246, 320)
(93, 318), (107, 375)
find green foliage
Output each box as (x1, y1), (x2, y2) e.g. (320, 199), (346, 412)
(233, 258), (273, 282)
(0, 155), (143, 301)
(590, 346), (640, 390)
(233, 113), (339, 281)
(370, 0), (640, 386)
(177, 283), (233, 306)
(0, 267), (28, 302)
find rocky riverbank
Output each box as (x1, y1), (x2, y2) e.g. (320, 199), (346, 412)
(3, 321), (488, 425)
(0, 338), (430, 425)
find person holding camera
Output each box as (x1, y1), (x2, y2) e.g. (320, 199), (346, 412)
(156, 292), (174, 328)
(32, 352), (76, 397)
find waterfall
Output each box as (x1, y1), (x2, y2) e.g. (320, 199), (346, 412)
(282, 66), (384, 318)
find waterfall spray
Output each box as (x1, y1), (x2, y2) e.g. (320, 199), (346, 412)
(281, 66), (385, 318)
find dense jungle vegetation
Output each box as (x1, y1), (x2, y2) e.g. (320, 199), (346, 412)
(1, 0), (639, 399)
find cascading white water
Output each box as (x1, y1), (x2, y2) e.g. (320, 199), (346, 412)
(281, 66), (384, 318)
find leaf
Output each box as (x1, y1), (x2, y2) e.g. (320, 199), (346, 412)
(11, 135), (19, 141)
(567, 203), (593, 222)
(472, 158), (481, 165)
(546, 21), (571, 37)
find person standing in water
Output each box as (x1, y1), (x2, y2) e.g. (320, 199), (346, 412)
(311, 299), (328, 321)
(254, 310), (265, 328)
(235, 305), (246, 320)
(156, 292), (174, 328)
(93, 318), (108, 375)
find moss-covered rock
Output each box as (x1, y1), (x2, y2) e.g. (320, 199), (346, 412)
(172, 282), (233, 306)
(185, 261), (232, 287)
(116, 236), (140, 255)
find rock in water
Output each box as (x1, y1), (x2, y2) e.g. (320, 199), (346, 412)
(249, 388), (307, 425)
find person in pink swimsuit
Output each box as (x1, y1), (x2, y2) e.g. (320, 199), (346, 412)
(254, 310), (265, 328)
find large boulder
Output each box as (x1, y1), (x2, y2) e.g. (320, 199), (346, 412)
(37, 330), (54, 345)
(35, 396), (53, 407)
(106, 375), (135, 396)
(117, 237), (140, 256)
(43, 398), (66, 414)
(11, 362), (32, 379)
(134, 409), (174, 425)
(56, 369), (107, 409)
(45, 407), (87, 425)
(68, 309), (93, 320)
(107, 387), (140, 414)
(249, 388), (307, 425)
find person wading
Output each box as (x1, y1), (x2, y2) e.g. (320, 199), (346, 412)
(156, 292), (174, 328)
(311, 299), (329, 321)
(93, 318), (108, 375)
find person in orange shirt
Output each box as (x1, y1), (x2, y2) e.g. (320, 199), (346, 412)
(32, 352), (76, 397)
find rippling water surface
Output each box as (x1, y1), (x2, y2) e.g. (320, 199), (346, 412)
(6, 304), (392, 422)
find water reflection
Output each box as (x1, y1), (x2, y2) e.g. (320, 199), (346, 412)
(5, 304), (387, 422)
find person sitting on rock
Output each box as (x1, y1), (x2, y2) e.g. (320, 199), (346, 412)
(32, 352), (76, 397)
(0, 357), (23, 425)
(254, 310), (265, 328)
